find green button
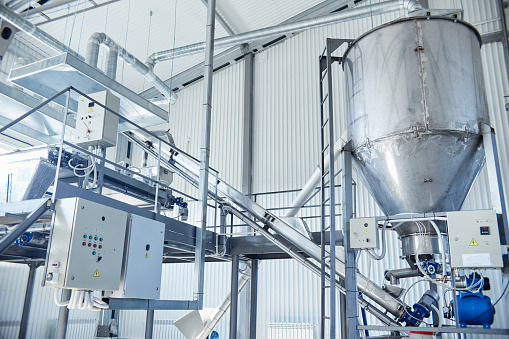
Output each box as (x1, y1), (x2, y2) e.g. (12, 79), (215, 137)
(99, 238), (103, 241)
(83, 234), (87, 238)
(89, 236), (92, 239)
(92, 251), (96, 255)
(94, 236), (98, 240)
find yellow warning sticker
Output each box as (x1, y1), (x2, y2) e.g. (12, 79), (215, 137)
(88, 108), (93, 113)
(469, 238), (479, 246)
(93, 269), (100, 277)
(364, 230), (369, 234)
(145, 254), (148, 258)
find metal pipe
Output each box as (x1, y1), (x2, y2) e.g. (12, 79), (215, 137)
(193, 0), (216, 310)
(0, 3), (83, 60)
(85, 32), (175, 103)
(106, 47), (118, 80)
(249, 260), (258, 339)
(145, 309), (154, 339)
(145, 0), (421, 68)
(385, 267), (421, 284)
(55, 289), (71, 339)
(18, 263), (37, 339)
(230, 255), (239, 339)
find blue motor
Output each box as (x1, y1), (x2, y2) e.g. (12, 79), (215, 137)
(15, 232), (46, 245)
(452, 292), (494, 329)
(401, 289), (440, 327)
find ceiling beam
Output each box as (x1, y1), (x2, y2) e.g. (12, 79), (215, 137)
(140, 0), (365, 102)
(35, 0), (121, 26)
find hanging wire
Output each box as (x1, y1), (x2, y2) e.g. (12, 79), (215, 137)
(8, 0), (32, 80)
(121, 0), (132, 85)
(369, 0), (373, 29)
(67, 0), (84, 51)
(167, 0), (179, 122)
(62, 3), (71, 44)
(142, 10), (154, 92)
(77, 0), (88, 54)
(100, 4), (110, 74)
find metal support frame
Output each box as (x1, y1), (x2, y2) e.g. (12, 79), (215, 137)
(194, 0), (216, 310)
(242, 52), (254, 196)
(341, 143), (356, 339)
(481, 124), (509, 251)
(55, 289), (71, 339)
(318, 38), (352, 339)
(249, 259), (258, 339)
(145, 309), (155, 339)
(230, 255), (240, 339)
(17, 262), (38, 339)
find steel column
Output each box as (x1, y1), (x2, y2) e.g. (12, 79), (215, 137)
(249, 259), (258, 339)
(342, 143), (357, 339)
(230, 255), (240, 339)
(17, 263), (37, 339)
(482, 125), (509, 248)
(193, 0), (216, 309)
(242, 52), (254, 196)
(55, 289), (71, 339)
(145, 309), (154, 339)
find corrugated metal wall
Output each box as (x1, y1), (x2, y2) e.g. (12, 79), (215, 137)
(1, 0), (509, 338)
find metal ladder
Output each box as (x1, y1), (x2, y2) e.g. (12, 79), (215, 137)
(318, 38), (351, 339)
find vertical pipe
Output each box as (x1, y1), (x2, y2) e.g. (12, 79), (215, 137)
(230, 255), (239, 339)
(341, 143), (357, 339)
(18, 263), (37, 339)
(106, 47), (118, 80)
(193, 0), (216, 308)
(242, 52), (254, 196)
(249, 259), (258, 339)
(145, 309), (154, 339)
(55, 289), (71, 339)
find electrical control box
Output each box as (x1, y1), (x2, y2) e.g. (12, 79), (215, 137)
(447, 210), (503, 268)
(44, 198), (128, 290)
(75, 90), (120, 148)
(350, 217), (379, 249)
(108, 214), (165, 299)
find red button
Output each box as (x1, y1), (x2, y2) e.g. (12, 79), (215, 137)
(88, 243), (91, 247)
(82, 242), (86, 246)
(98, 245), (102, 249)
(93, 244), (97, 248)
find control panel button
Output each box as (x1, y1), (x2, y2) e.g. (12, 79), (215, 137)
(89, 235), (92, 239)
(98, 245), (102, 249)
(94, 236), (98, 240)
(83, 234), (87, 238)
(146, 244), (150, 251)
(99, 238), (103, 241)
(82, 242), (86, 246)
(93, 244), (97, 248)
(92, 251), (96, 255)
(88, 243), (91, 247)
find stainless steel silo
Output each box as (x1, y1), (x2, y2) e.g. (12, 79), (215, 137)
(342, 17), (489, 258)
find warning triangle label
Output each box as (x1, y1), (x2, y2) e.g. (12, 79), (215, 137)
(88, 108), (93, 113)
(145, 254), (148, 258)
(364, 230), (369, 234)
(93, 269), (100, 277)
(469, 238), (479, 246)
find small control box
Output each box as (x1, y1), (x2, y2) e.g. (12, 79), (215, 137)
(447, 210), (503, 269)
(75, 90), (120, 148)
(350, 217), (379, 249)
(44, 198), (128, 290)
(108, 214), (165, 299)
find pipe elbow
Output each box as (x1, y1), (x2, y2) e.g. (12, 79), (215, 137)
(400, 0), (422, 13)
(88, 32), (106, 45)
(145, 54), (156, 72)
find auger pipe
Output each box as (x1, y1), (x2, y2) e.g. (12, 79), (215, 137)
(123, 131), (407, 320)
